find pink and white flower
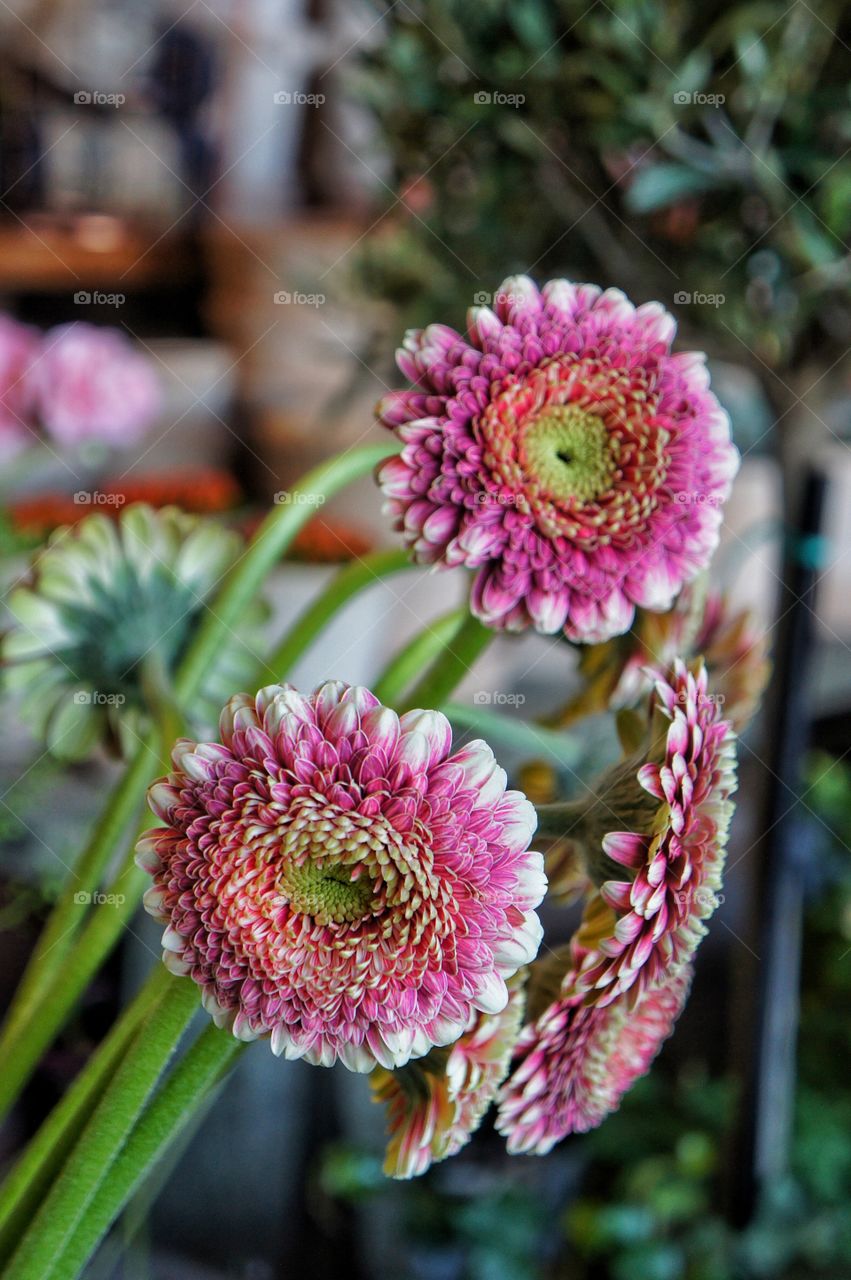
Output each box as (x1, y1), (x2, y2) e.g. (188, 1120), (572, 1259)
(574, 660), (737, 1007)
(373, 973), (527, 1178)
(31, 322), (161, 448)
(497, 956), (691, 1151)
(377, 276), (738, 643)
(138, 682), (545, 1072)
(555, 585), (770, 735)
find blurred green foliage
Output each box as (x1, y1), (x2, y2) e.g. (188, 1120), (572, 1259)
(351, 0), (851, 387)
(322, 1145), (549, 1280)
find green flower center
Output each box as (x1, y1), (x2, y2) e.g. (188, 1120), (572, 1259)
(63, 566), (198, 702)
(522, 406), (615, 503)
(279, 859), (375, 926)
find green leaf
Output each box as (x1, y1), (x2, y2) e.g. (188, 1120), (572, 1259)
(625, 163), (716, 213)
(733, 29), (770, 81)
(672, 50), (712, 96)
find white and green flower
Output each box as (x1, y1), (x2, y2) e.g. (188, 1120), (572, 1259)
(2, 504), (262, 759)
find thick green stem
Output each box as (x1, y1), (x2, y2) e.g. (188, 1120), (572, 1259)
(444, 702), (584, 769)
(0, 857), (150, 1121)
(0, 736), (158, 1117)
(532, 801), (585, 839)
(175, 443), (398, 702)
(260, 547), (413, 682)
(0, 967), (170, 1265)
(373, 608), (467, 706)
(48, 1027), (245, 1280)
(4, 977), (198, 1280)
(397, 613), (493, 713)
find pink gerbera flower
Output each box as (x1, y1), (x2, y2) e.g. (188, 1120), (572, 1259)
(545, 660), (737, 1006)
(373, 972), (527, 1178)
(554, 585), (770, 735)
(377, 276), (738, 643)
(497, 956), (691, 1151)
(137, 682), (545, 1072)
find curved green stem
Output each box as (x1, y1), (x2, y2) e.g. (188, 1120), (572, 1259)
(0, 735), (158, 1106)
(397, 612), (493, 713)
(0, 855), (150, 1122)
(175, 443), (398, 702)
(0, 967), (170, 1266)
(47, 1027), (245, 1280)
(373, 608), (467, 706)
(444, 702), (584, 769)
(4, 976), (198, 1280)
(260, 547), (413, 682)
(533, 801), (585, 839)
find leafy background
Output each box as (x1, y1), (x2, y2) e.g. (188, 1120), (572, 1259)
(349, 0), (851, 431)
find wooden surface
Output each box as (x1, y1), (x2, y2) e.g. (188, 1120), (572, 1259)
(0, 215), (191, 291)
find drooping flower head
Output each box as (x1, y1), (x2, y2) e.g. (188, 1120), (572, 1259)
(0, 315), (39, 458)
(373, 972), (527, 1178)
(552, 583), (769, 734)
(546, 660), (737, 1006)
(31, 322), (161, 448)
(137, 682), (545, 1072)
(497, 951), (691, 1152)
(377, 277), (738, 643)
(2, 504), (256, 758)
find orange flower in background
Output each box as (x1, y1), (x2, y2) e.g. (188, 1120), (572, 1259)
(241, 511), (374, 563)
(104, 470), (242, 514)
(8, 493), (82, 540)
(6, 474), (374, 566)
(8, 470), (242, 544)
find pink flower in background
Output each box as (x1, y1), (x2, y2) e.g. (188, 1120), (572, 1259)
(31, 322), (161, 448)
(555, 585), (770, 735)
(0, 315), (39, 458)
(137, 682), (545, 1072)
(377, 276), (738, 643)
(373, 973), (527, 1178)
(497, 958), (691, 1151)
